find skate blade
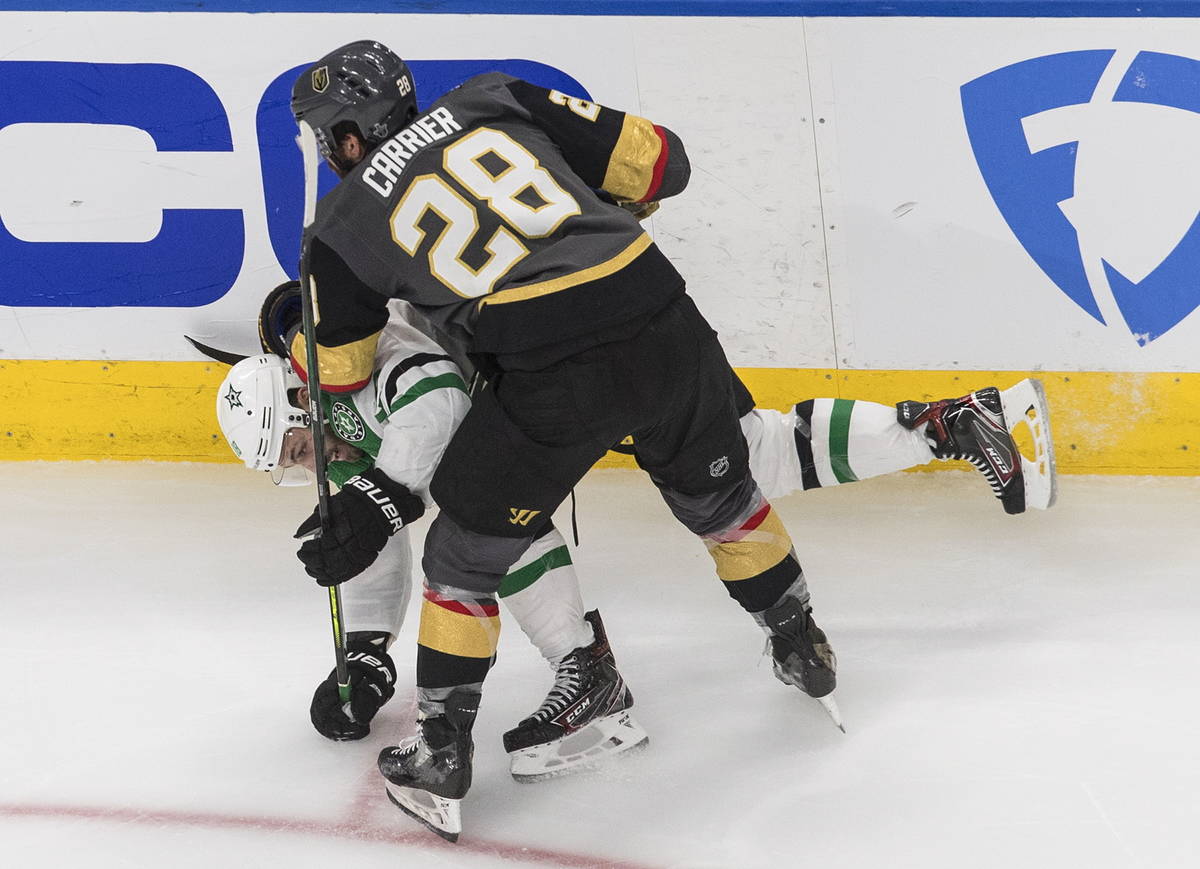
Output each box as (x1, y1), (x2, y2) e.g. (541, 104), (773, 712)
(509, 710), (650, 783)
(817, 694), (846, 733)
(384, 780), (462, 843)
(1000, 378), (1058, 510)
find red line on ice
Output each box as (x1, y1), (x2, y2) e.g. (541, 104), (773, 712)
(0, 801), (659, 869)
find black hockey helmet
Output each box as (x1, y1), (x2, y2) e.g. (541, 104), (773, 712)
(291, 40), (417, 160)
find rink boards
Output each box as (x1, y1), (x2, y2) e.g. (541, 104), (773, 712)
(1, 2), (1198, 472)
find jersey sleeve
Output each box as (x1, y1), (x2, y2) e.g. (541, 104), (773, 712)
(288, 235), (390, 393)
(503, 77), (691, 204)
(371, 350), (472, 504)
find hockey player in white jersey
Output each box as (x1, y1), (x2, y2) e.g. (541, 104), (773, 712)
(216, 284), (647, 782)
(214, 280), (1054, 797)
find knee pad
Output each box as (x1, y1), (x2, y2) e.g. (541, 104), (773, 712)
(657, 472), (761, 537)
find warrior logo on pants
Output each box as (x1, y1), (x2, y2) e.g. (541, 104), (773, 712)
(509, 509), (542, 526)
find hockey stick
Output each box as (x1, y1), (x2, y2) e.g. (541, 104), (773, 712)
(296, 119), (352, 706)
(183, 335), (248, 367)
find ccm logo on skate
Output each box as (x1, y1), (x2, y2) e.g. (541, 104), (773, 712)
(565, 697), (592, 725)
(346, 475), (408, 534)
(0, 59), (590, 308)
(983, 445), (1012, 475)
(963, 50), (1200, 344)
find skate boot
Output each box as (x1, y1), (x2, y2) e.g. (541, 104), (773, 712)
(897, 386), (1026, 514)
(763, 595), (837, 699)
(503, 610), (649, 782)
(762, 595), (844, 731)
(378, 689), (478, 843)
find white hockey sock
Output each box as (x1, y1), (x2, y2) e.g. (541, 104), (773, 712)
(499, 527), (594, 666)
(743, 399), (934, 499)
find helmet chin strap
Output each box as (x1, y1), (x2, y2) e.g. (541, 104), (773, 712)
(326, 149), (359, 178)
(327, 131), (371, 177)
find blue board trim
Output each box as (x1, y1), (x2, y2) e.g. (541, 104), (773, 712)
(2, 1), (1199, 19)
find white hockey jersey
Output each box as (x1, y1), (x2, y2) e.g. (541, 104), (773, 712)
(322, 305), (472, 505)
(321, 304), (471, 637)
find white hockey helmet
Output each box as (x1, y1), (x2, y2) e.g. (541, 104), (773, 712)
(216, 354), (309, 472)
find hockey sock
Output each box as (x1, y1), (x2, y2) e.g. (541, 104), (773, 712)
(702, 494), (805, 614)
(499, 527), (594, 666)
(742, 399), (933, 499)
(416, 583), (500, 691)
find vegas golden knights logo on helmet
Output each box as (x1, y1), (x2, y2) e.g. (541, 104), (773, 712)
(311, 66), (329, 93)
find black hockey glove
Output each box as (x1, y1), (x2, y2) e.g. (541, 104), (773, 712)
(294, 468), (425, 586)
(310, 633), (396, 741)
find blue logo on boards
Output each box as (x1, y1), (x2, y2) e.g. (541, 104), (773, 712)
(0, 62), (244, 308)
(962, 50), (1200, 345)
(0, 60), (589, 308)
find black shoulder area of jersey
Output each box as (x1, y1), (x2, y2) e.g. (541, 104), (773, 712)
(460, 70), (517, 90)
(503, 78), (625, 191)
(308, 236), (390, 347)
(432, 70), (516, 110)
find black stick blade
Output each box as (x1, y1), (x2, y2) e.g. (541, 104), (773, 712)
(185, 335), (249, 367)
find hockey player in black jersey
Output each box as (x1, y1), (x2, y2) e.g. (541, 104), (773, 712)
(283, 41), (1055, 842)
(209, 280), (1053, 805)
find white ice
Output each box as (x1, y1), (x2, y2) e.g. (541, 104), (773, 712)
(2, 463), (1198, 869)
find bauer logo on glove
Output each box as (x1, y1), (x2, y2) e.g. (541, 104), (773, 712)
(295, 466), (425, 586)
(310, 633), (397, 740)
(344, 474), (410, 534)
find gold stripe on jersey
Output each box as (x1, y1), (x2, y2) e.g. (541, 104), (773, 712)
(477, 233), (653, 308)
(601, 115), (663, 202)
(288, 329), (380, 392)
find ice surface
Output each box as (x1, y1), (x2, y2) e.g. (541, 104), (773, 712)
(1, 463), (1198, 868)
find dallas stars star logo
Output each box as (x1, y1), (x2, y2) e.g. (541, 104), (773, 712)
(224, 384), (244, 410)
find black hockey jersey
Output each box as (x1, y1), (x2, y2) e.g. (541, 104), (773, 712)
(291, 72), (691, 392)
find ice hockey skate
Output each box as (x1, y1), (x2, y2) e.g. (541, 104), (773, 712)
(503, 610), (649, 782)
(378, 691), (478, 843)
(762, 595), (844, 732)
(896, 378), (1057, 514)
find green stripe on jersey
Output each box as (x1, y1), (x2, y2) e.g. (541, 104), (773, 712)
(828, 398), (858, 484)
(328, 456), (373, 488)
(498, 545), (573, 598)
(377, 371), (469, 422)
